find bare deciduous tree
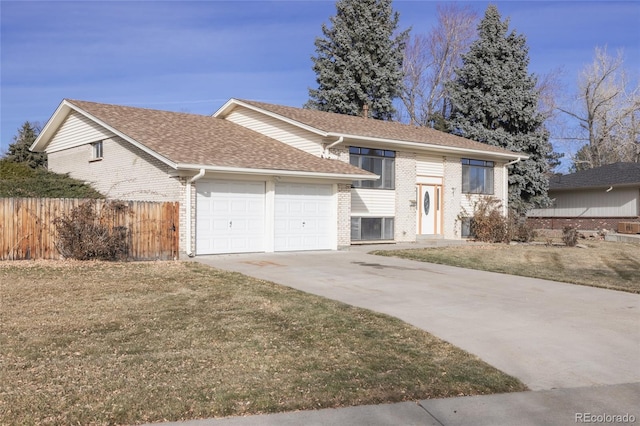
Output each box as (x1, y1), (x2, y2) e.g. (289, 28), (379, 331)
(558, 46), (640, 170)
(400, 4), (477, 128)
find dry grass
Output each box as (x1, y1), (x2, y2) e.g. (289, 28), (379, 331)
(0, 260), (526, 425)
(373, 240), (640, 293)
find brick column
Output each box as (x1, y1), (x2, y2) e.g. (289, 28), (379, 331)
(394, 151), (417, 242)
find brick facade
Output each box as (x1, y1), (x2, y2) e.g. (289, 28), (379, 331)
(527, 216), (640, 232)
(177, 178), (197, 256)
(48, 136), (182, 202)
(336, 183), (352, 248)
(443, 156), (463, 239)
(394, 151), (417, 242)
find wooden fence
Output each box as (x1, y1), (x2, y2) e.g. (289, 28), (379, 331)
(0, 198), (179, 261)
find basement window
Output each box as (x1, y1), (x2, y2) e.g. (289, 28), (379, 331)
(351, 217), (394, 241)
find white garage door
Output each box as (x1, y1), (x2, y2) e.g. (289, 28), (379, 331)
(274, 183), (333, 251)
(196, 180), (265, 255)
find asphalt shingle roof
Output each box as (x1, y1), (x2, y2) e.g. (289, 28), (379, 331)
(549, 162), (640, 190)
(66, 100), (374, 177)
(237, 99), (521, 157)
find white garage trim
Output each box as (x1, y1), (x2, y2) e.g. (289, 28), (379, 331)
(274, 182), (336, 251)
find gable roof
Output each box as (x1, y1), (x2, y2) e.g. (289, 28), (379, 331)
(215, 99), (526, 161)
(32, 99), (376, 180)
(549, 162), (640, 190)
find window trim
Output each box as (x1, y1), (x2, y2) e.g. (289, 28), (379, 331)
(90, 141), (104, 161)
(349, 146), (395, 190)
(461, 158), (494, 195)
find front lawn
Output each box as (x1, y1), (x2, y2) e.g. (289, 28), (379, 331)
(372, 240), (640, 293)
(0, 261), (526, 425)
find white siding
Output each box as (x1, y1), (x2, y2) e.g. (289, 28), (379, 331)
(47, 111), (115, 153)
(529, 188), (639, 217)
(416, 154), (444, 177)
(225, 107), (324, 156)
(351, 188), (395, 216)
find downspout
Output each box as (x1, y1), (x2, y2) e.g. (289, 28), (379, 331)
(186, 169), (206, 257)
(323, 136), (344, 158)
(503, 157), (522, 215)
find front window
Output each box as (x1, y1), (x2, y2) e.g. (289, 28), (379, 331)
(462, 158), (494, 194)
(350, 147), (395, 189)
(351, 217), (394, 241)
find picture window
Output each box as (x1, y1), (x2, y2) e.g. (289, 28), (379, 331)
(349, 146), (395, 189)
(462, 158), (494, 194)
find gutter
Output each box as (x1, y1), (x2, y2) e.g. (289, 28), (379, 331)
(327, 133), (527, 161)
(186, 168), (206, 257)
(322, 136), (344, 159)
(174, 163), (377, 181)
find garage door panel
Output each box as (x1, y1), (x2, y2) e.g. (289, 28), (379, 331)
(197, 180), (265, 255)
(274, 183), (333, 252)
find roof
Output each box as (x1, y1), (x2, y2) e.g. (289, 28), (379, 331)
(33, 99), (376, 179)
(215, 99), (525, 160)
(549, 162), (640, 190)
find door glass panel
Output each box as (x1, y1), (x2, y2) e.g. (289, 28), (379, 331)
(423, 190), (430, 215)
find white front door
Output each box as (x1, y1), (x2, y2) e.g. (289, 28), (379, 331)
(196, 180), (265, 254)
(417, 184), (442, 235)
(274, 183), (334, 251)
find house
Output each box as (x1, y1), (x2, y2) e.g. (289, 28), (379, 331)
(528, 162), (640, 231)
(31, 98), (524, 256)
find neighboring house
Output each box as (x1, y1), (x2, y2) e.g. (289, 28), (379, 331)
(32, 98), (524, 256)
(528, 162), (640, 231)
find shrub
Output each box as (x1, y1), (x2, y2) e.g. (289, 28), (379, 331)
(0, 160), (103, 198)
(509, 214), (537, 243)
(562, 226), (578, 247)
(469, 197), (509, 243)
(53, 201), (130, 260)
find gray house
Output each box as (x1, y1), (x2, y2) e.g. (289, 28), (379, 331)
(528, 162), (640, 231)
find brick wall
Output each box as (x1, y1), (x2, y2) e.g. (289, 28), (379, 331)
(336, 183), (352, 248)
(48, 136), (182, 202)
(443, 156), (463, 239)
(527, 216), (640, 232)
(177, 178), (195, 256)
(395, 151), (417, 242)
(329, 146), (350, 163)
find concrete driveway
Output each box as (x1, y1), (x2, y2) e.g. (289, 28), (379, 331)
(195, 247), (640, 391)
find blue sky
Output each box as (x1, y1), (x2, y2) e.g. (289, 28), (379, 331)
(1, 1), (639, 171)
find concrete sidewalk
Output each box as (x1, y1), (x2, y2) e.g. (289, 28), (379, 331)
(151, 383), (640, 426)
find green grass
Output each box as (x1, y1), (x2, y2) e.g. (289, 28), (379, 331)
(372, 240), (640, 293)
(0, 260), (526, 425)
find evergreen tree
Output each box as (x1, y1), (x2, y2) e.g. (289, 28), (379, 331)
(447, 5), (553, 213)
(306, 0), (409, 120)
(4, 121), (47, 169)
